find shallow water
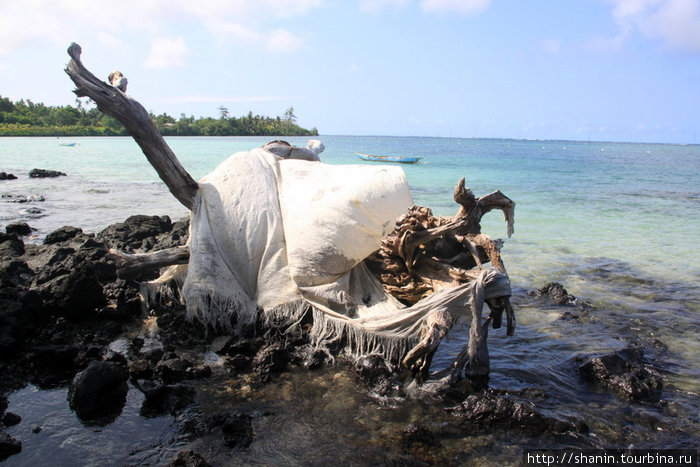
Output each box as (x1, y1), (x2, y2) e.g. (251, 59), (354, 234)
(1, 135), (698, 464)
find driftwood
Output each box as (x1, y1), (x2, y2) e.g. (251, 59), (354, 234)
(108, 246), (190, 279)
(366, 181), (514, 305)
(365, 179), (516, 380)
(66, 43), (198, 210)
(65, 43), (516, 383)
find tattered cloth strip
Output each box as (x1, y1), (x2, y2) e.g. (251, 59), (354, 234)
(152, 147), (511, 366)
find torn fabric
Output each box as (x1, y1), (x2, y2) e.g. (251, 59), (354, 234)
(156, 147), (511, 367)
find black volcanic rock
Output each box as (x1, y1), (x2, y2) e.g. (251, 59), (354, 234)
(578, 347), (662, 402)
(67, 360), (128, 423)
(29, 168), (66, 178)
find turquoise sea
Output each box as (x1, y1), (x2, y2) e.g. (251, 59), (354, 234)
(1, 135), (698, 464)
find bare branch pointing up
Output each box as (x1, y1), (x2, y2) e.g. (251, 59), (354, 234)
(65, 43), (199, 210)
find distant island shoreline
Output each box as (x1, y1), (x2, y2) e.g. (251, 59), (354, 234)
(0, 96), (318, 137)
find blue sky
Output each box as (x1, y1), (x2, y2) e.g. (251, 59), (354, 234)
(1, 0), (699, 143)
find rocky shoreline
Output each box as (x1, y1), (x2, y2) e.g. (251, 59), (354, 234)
(0, 214), (672, 464)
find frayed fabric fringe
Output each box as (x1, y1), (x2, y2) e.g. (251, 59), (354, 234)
(140, 264), (187, 308)
(143, 266), (421, 366)
(309, 308), (418, 367)
(261, 300), (310, 334)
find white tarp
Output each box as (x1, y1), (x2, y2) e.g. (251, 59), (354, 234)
(165, 146), (510, 367)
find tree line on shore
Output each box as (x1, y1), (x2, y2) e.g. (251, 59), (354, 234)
(0, 96), (318, 137)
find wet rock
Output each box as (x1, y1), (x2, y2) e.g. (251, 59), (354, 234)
(0, 172), (17, 180)
(180, 410), (256, 450)
(74, 346), (104, 368)
(578, 347), (662, 402)
(651, 339), (669, 352)
(1, 412), (21, 427)
(129, 337), (145, 353)
(398, 423), (441, 449)
(559, 311), (581, 322)
(155, 355), (212, 384)
(1, 260), (34, 288)
(529, 282), (592, 309)
(35, 261), (106, 320)
(155, 356), (190, 383)
(170, 449), (210, 467)
(5, 223), (32, 236)
(31, 426), (41, 433)
(0, 259), (39, 320)
(21, 207), (44, 216)
(98, 214), (175, 252)
(0, 233), (24, 257)
(99, 278), (143, 321)
(0, 430), (21, 461)
(221, 413), (254, 449)
(143, 347), (165, 364)
(104, 351), (128, 366)
(32, 237), (115, 321)
(449, 391), (586, 434)
(28, 344), (82, 388)
(252, 344), (288, 376)
(2, 194), (45, 203)
(129, 358), (155, 380)
(29, 168), (66, 178)
(154, 217), (190, 250)
(154, 304), (207, 348)
(210, 335), (234, 354)
(290, 345), (329, 370)
(355, 354), (391, 385)
(67, 360), (129, 423)
(138, 381), (196, 417)
(44, 226), (83, 245)
(226, 354), (252, 372)
(226, 339), (258, 357)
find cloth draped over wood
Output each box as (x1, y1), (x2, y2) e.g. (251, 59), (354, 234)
(153, 147), (511, 367)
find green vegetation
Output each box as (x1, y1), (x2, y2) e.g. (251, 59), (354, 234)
(0, 96), (318, 137)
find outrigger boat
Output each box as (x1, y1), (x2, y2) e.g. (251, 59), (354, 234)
(355, 153), (422, 164)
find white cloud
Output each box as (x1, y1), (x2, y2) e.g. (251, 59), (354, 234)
(160, 95), (295, 103)
(420, 0), (491, 15)
(97, 33), (123, 50)
(144, 37), (189, 69)
(607, 0), (700, 52)
(264, 29), (304, 53)
(180, 0), (324, 21)
(0, 0), (323, 56)
(541, 38), (562, 54)
(208, 22), (304, 53)
(0, 2), (64, 54)
(209, 22), (261, 45)
(359, 0), (409, 13)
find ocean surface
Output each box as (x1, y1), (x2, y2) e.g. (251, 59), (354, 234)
(1, 135), (698, 464)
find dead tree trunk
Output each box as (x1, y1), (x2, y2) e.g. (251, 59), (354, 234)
(365, 180), (516, 380)
(366, 181), (515, 306)
(65, 43), (199, 210)
(108, 246), (190, 279)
